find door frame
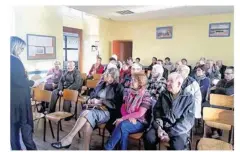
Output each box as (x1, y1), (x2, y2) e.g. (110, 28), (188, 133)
(63, 26), (83, 72)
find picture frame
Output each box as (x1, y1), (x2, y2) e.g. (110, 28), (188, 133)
(27, 34), (56, 60)
(209, 22), (231, 37)
(156, 26), (173, 39)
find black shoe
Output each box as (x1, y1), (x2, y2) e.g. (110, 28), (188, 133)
(51, 142), (71, 149)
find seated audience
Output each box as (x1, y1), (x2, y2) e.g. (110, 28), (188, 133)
(216, 60), (227, 79)
(157, 59), (168, 79)
(177, 65), (202, 119)
(103, 57), (118, 72)
(148, 57), (157, 71)
(39, 61), (63, 112)
(135, 57), (140, 64)
(205, 59), (221, 85)
(104, 73), (152, 150)
(147, 64), (167, 100)
(194, 65), (211, 108)
(121, 63), (143, 88)
(51, 68), (124, 150)
(48, 61), (82, 113)
(181, 58), (192, 73)
(163, 57), (174, 74)
(212, 66), (234, 96)
(144, 72), (195, 150)
(171, 61), (182, 73)
(209, 66), (234, 139)
(45, 61), (63, 91)
(87, 56), (104, 78)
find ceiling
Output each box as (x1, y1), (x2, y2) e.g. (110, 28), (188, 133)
(69, 5), (234, 21)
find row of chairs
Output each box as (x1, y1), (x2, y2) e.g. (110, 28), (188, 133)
(196, 94), (234, 150)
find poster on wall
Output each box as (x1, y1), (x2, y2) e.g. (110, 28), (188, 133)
(156, 26), (173, 39)
(209, 22), (231, 37)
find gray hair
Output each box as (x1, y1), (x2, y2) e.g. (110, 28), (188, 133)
(168, 72), (184, 84)
(152, 64), (164, 75)
(10, 36), (26, 56)
(104, 67), (120, 83)
(177, 65), (190, 79)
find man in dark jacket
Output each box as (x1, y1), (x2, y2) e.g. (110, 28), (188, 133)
(213, 66), (234, 95)
(10, 36), (37, 150)
(48, 61), (82, 113)
(216, 60), (227, 79)
(144, 72), (195, 150)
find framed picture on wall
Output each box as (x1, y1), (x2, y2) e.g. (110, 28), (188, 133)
(156, 26), (173, 39)
(209, 22), (231, 37)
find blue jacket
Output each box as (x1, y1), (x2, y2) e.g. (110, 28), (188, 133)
(153, 90), (195, 137)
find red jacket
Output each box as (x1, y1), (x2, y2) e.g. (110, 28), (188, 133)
(88, 64), (104, 76)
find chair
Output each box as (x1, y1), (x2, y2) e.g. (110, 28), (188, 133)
(31, 74), (42, 81)
(94, 123), (107, 149)
(93, 74), (102, 80)
(44, 89), (79, 141)
(210, 94), (234, 109)
(81, 73), (87, 81)
(31, 89), (52, 135)
(128, 132), (143, 150)
(195, 107), (234, 150)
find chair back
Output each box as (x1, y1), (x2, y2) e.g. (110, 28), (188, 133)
(33, 89), (52, 102)
(203, 107), (234, 130)
(210, 94), (234, 109)
(81, 73), (87, 80)
(93, 74), (102, 80)
(63, 89), (79, 103)
(86, 80), (99, 89)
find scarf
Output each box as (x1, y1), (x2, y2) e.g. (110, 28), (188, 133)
(195, 74), (206, 85)
(125, 88), (144, 114)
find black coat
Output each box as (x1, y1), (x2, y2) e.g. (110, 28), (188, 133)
(10, 55), (33, 128)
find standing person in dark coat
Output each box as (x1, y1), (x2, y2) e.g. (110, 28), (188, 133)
(10, 36), (37, 150)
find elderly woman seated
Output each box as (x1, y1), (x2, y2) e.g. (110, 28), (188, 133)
(104, 73), (152, 150)
(51, 68), (124, 150)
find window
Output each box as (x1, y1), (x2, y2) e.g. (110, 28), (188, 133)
(63, 32), (79, 62)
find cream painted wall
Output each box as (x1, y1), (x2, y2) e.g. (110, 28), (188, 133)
(13, 6), (233, 74)
(14, 6), (63, 72)
(107, 13), (234, 66)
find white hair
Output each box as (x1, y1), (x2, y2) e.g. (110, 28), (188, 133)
(107, 62), (117, 70)
(152, 64), (164, 75)
(168, 72), (184, 84)
(177, 65), (190, 79)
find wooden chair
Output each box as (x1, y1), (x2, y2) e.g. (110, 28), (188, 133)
(195, 107), (234, 150)
(31, 74), (42, 81)
(128, 132), (144, 150)
(44, 89), (79, 141)
(94, 123), (107, 149)
(81, 73), (87, 81)
(93, 74), (102, 80)
(31, 89), (52, 135)
(210, 94), (234, 109)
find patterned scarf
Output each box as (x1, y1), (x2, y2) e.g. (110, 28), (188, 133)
(125, 88), (144, 114)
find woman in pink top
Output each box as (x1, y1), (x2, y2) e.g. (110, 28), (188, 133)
(104, 73), (152, 150)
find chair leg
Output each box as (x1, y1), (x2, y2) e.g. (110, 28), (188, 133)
(228, 128), (233, 143)
(99, 128), (101, 135)
(49, 120), (55, 139)
(60, 121), (63, 131)
(139, 139), (141, 150)
(102, 127), (106, 149)
(43, 117), (46, 142)
(195, 139), (200, 150)
(57, 122), (60, 141)
(75, 102), (78, 120)
(58, 97), (61, 111)
(78, 131), (81, 138)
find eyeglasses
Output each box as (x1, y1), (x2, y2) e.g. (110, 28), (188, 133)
(224, 73), (233, 75)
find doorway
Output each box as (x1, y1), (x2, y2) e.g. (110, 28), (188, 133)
(112, 40), (132, 62)
(63, 26), (83, 72)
